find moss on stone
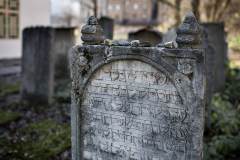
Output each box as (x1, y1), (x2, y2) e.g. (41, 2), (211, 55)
(0, 110), (21, 125)
(0, 120), (71, 160)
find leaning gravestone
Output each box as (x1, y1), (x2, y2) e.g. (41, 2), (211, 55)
(98, 17), (114, 40)
(128, 28), (162, 46)
(70, 13), (205, 160)
(201, 23), (228, 93)
(21, 27), (54, 104)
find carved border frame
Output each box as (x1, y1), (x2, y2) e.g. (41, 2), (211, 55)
(70, 44), (205, 160)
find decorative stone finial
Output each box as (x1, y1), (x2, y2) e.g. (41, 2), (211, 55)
(176, 12), (201, 48)
(81, 16), (105, 45)
(88, 16), (98, 25)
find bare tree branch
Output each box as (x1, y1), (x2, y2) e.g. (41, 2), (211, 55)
(79, 0), (94, 9)
(216, 0), (232, 21)
(157, 0), (176, 9)
(174, 0), (182, 26)
(191, 0), (200, 21)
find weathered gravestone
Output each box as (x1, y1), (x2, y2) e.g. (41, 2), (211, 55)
(201, 29), (216, 129)
(70, 13), (206, 160)
(53, 27), (76, 79)
(98, 17), (114, 40)
(21, 27), (54, 104)
(201, 23), (228, 93)
(128, 28), (162, 46)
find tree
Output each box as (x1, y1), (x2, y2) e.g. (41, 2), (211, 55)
(151, 0), (159, 23)
(77, 0), (98, 17)
(203, 0), (232, 22)
(157, 0), (183, 26)
(191, 0), (200, 21)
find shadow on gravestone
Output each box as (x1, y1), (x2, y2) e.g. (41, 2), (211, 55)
(201, 28), (216, 130)
(70, 13), (206, 160)
(98, 17), (114, 40)
(21, 27), (54, 104)
(128, 27), (163, 46)
(201, 23), (228, 93)
(53, 27), (77, 80)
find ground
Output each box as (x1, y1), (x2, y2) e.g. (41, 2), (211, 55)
(0, 77), (71, 160)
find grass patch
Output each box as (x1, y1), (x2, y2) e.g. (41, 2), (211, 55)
(0, 110), (21, 125)
(0, 120), (71, 160)
(0, 82), (20, 97)
(229, 35), (240, 51)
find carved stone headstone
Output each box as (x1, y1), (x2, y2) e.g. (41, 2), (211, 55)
(70, 13), (205, 160)
(21, 27), (54, 104)
(99, 17), (114, 40)
(128, 28), (162, 46)
(201, 23), (228, 92)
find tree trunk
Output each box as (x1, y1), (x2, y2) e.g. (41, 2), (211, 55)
(174, 0), (181, 27)
(92, 0), (98, 17)
(191, 0), (200, 21)
(151, 0), (159, 23)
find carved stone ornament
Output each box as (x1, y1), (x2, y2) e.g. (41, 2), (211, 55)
(177, 59), (194, 75)
(81, 16), (105, 45)
(176, 12), (201, 48)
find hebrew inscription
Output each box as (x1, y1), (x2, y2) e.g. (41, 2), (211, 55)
(82, 60), (191, 160)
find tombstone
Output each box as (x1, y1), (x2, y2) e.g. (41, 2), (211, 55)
(201, 23), (228, 93)
(53, 27), (76, 79)
(21, 27), (54, 104)
(128, 28), (162, 46)
(202, 29), (216, 130)
(70, 13), (206, 160)
(98, 17), (114, 39)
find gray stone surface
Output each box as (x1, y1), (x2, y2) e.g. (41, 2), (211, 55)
(53, 27), (76, 79)
(99, 17), (114, 40)
(70, 13), (206, 160)
(21, 27), (54, 104)
(201, 29), (216, 130)
(162, 28), (177, 43)
(128, 28), (162, 46)
(201, 23), (228, 93)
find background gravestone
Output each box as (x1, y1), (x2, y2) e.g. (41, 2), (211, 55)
(202, 29), (216, 130)
(70, 13), (206, 160)
(201, 23), (228, 93)
(53, 27), (76, 80)
(128, 28), (163, 46)
(21, 27), (54, 104)
(98, 17), (114, 40)
(162, 28), (177, 43)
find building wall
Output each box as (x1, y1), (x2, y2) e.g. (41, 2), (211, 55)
(0, 0), (51, 58)
(104, 0), (151, 23)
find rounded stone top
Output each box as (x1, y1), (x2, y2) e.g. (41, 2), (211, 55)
(176, 12), (202, 48)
